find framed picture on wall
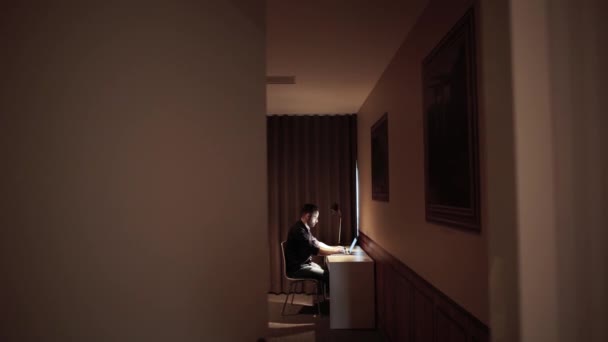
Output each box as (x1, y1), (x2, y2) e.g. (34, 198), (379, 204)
(371, 112), (389, 201)
(422, 8), (480, 231)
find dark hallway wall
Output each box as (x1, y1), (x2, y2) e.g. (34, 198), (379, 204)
(357, 0), (488, 324)
(0, 2), (268, 341)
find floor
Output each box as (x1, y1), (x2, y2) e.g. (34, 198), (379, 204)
(264, 294), (384, 342)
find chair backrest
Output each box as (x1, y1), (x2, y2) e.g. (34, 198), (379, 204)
(280, 240), (318, 283)
(280, 241), (288, 278)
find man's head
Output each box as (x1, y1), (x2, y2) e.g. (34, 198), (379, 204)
(300, 203), (319, 228)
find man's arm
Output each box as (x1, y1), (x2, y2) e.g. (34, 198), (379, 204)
(315, 240), (346, 256)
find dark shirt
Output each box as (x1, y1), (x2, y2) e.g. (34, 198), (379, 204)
(285, 220), (320, 274)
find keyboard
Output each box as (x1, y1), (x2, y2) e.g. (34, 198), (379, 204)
(344, 245), (364, 255)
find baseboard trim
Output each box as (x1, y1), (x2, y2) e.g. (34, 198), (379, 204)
(359, 232), (489, 342)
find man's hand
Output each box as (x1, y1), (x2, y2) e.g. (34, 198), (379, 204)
(317, 242), (349, 256)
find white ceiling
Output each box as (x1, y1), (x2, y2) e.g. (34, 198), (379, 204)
(266, 0), (429, 115)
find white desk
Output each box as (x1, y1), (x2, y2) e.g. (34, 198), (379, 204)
(326, 249), (375, 329)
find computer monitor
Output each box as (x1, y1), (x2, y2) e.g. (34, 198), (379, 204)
(348, 236), (358, 254)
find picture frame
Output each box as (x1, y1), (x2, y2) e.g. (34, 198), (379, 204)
(422, 9), (480, 231)
(371, 112), (389, 202)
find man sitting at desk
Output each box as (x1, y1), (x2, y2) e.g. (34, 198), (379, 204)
(285, 204), (347, 290)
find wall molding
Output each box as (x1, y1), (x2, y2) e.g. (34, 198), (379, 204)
(359, 232), (489, 342)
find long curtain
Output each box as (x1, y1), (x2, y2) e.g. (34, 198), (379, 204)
(267, 114), (358, 294)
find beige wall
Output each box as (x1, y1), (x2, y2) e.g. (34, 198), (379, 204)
(483, 0), (607, 341)
(357, 0), (488, 323)
(480, 0), (520, 341)
(550, 1), (608, 339)
(510, 1), (560, 340)
(0, 1), (268, 341)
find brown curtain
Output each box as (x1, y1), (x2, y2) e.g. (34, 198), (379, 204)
(267, 114), (358, 294)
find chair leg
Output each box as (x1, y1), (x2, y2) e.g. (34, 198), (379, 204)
(290, 282), (299, 306)
(281, 282), (294, 316)
(282, 280), (324, 317)
(314, 282), (320, 316)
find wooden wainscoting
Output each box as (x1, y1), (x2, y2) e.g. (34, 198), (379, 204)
(359, 232), (489, 342)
